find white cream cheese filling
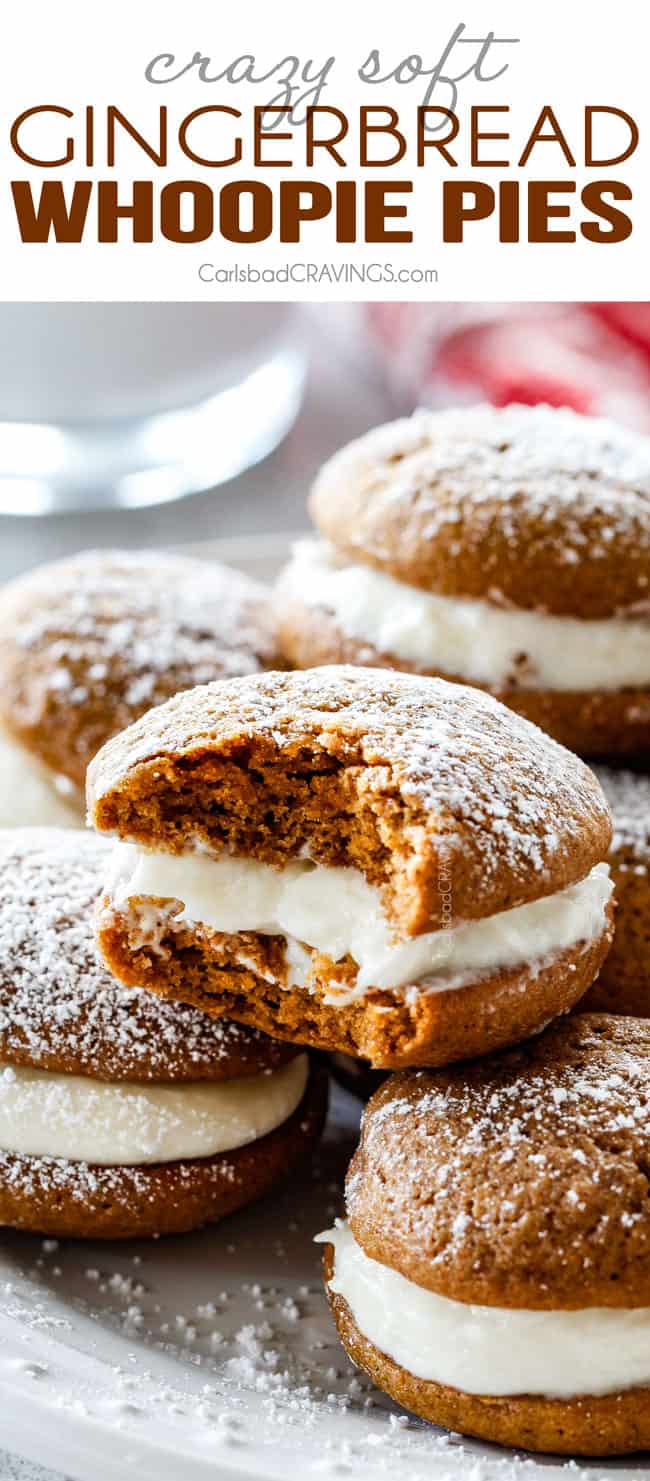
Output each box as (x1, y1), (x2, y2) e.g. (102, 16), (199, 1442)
(278, 539), (650, 693)
(108, 843), (612, 1003)
(0, 726), (82, 829)
(0, 1053), (308, 1165)
(318, 1221), (650, 1399)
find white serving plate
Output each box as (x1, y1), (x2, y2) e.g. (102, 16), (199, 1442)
(0, 535), (648, 1481)
(2, 1082), (647, 1481)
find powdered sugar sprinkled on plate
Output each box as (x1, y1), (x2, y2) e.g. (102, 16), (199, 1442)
(0, 1086), (590, 1481)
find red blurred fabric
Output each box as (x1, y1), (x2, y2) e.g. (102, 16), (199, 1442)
(367, 303), (650, 432)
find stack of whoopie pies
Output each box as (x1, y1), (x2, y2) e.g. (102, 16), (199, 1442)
(274, 403), (650, 1456)
(0, 550), (327, 1241)
(0, 404), (649, 1458)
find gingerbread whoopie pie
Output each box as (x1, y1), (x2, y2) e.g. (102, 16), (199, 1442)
(0, 547), (279, 827)
(319, 1015), (650, 1456)
(276, 404), (650, 756)
(88, 666), (614, 1071)
(582, 767), (650, 1015)
(0, 829), (325, 1239)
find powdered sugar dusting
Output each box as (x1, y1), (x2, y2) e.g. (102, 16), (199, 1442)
(88, 666), (611, 910)
(0, 1090), (543, 1481)
(0, 828), (278, 1081)
(594, 766), (650, 864)
(0, 549), (278, 786)
(4, 549), (277, 696)
(311, 404), (650, 613)
(350, 1016), (650, 1303)
(0, 1138), (248, 1212)
(326, 402), (650, 490)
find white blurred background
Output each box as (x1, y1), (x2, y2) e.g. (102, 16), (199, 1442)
(1, 300), (649, 582)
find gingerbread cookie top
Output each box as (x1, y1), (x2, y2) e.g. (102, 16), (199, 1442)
(348, 1014), (650, 1310)
(87, 666), (611, 933)
(0, 549), (279, 789)
(595, 767), (650, 863)
(310, 405), (650, 618)
(0, 829), (294, 1082)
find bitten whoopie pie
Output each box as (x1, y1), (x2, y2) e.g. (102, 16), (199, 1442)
(88, 666), (614, 1071)
(0, 829), (326, 1239)
(319, 1015), (650, 1456)
(583, 768), (650, 1016)
(276, 404), (650, 756)
(0, 548), (279, 827)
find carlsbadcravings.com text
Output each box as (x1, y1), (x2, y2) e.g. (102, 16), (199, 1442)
(198, 262), (439, 284)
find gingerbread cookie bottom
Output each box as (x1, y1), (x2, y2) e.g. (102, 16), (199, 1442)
(276, 600), (650, 758)
(97, 907), (613, 1070)
(0, 1065), (327, 1239)
(323, 1249), (650, 1457)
